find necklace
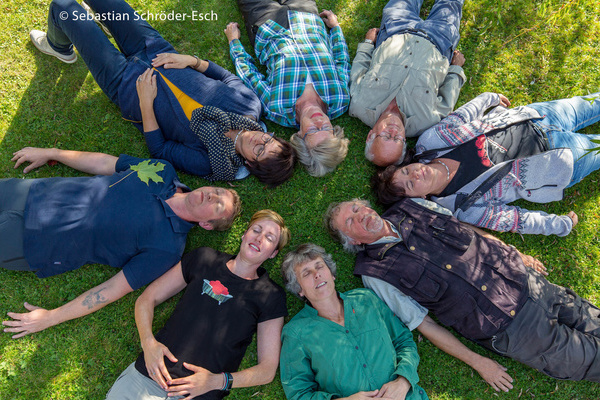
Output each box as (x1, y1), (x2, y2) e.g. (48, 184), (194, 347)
(233, 129), (243, 151)
(435, 160), (451, 181)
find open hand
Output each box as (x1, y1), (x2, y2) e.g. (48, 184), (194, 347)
(143, 339), (178, 390)
(136, 68), (157, 108)
(11, 147), (56, 173)
(152, 53), (193, 70)
(474, 357), (513, 392)
(376, 376), (410, 399)
(167, 362), (221, 399)
(519, 252), (547, 275)
(3, 302), (53, 338)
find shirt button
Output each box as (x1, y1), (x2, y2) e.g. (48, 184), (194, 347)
(410, 246), (415, 251)
(510, 310), (516, 316)
(408, 219), (412, 224)
(404, 227), (409, 230)
(405, 65), (408, 68)
(445, 264), (452, 270)
(481, 285), (487, 291)
(355, 346), (359, 350)
(363, 364), (367, 368)
(346, 330), (349, 333)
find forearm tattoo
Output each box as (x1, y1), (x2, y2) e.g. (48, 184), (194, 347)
(82, 288), (109, 310)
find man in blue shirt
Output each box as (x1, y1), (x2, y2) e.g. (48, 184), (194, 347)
(1, 147), (241, 338)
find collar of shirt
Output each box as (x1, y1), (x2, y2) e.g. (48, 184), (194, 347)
(370, 220), (403, 246)
(160, 181), (195, 234)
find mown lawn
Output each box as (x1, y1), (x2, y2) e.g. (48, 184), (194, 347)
(1, 0), (600, 398)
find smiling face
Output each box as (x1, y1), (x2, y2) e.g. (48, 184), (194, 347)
(185, 187), (236, 228)
(239, 219), (282, 265)
(294, 257), (336, 302)
(298, 108), (334, 149)
(238, 131), (283, 164)
(367, 112), (406, 167)
(331, 201), (387, 245)
(392, 163), (443, 198)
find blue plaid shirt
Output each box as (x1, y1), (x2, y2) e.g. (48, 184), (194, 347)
(229, 11), (351, 128)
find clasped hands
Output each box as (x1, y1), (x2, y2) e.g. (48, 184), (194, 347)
(143, 339), (221, 399)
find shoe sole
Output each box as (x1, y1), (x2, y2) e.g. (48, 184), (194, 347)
(30, 32), (78, 64)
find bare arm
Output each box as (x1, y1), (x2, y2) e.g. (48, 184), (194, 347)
(12, 147), (118, 175)
(136, 262), (188, 390)
(167, 317), (284, 398)
(417, 316), (514, 392)
(2, 270), (133, 338)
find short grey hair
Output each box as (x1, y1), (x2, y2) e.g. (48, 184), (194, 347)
(281, 243), (337, 299)
(364, 134), (407, 166)
(291, 125), (349, 177)
(323, 199), (370, 254)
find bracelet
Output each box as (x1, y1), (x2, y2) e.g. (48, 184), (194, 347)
(221, 372), (233, 391)
(192, 55), (201, 70)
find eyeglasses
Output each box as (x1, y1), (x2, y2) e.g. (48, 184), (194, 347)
(301, 125), (334, 140)
(374, 132), (406, 143)
(253, 132), (274, 159)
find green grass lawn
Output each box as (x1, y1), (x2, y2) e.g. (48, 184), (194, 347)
(2, 0), (600, 398)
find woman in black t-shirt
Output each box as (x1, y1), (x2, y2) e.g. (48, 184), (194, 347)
(106, 209), (291, 400)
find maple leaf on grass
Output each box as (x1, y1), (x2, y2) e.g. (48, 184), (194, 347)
(109, 160), (166, 187)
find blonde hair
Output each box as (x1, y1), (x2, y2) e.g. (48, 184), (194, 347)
(291, 125), (349, 177)
(247, 209), (291, 251)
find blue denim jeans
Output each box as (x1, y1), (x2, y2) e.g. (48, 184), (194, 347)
(528, 93), (600, 187)
(47, 0), (161, 104)
(376, 0), (464, 62)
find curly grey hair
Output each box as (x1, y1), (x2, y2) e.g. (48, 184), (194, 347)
(281, 243), (337, 299)
(323, 199), (370, 254)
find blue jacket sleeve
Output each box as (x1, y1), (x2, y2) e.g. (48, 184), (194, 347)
(143, 128), (212, 177)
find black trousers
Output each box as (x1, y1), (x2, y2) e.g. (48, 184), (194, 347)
(484, 270), (600, 382)
(237, 0), (318, 46)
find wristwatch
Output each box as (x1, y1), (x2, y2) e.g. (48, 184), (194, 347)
(364, 39), (374, 45)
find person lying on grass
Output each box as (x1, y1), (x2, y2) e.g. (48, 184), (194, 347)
(2, 147), (240, 338)
(30, 0), (296, 187)
(372, 91), (600, 236)
(106, 210), (290, 400)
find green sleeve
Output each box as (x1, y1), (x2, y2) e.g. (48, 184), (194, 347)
(280, 327), (339, 400)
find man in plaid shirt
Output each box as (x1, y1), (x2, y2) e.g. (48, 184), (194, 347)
(225, 1), (350, 177)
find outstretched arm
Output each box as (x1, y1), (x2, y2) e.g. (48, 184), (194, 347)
(417, 316), (514, 392)
(349, 29), (377, 89)
(2, 270), (133, 338)
(12, 147), (118, 175)
(136, 262), (188, 390)
(167, 317), (284, 398)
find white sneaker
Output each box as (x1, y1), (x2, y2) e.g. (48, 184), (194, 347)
(30, 30), (77, 64)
